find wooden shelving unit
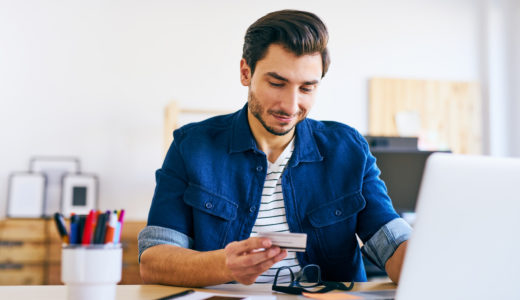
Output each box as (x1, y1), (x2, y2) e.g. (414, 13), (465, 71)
(369, 78), (482, 154)
(0, 218), (146, 285)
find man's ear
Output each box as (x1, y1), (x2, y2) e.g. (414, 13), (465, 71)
(240, 58), (252, 86)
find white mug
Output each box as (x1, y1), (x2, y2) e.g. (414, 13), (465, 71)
(61, 245), (122, 300)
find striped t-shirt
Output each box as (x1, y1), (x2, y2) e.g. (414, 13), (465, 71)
(250, 138), (301, 283)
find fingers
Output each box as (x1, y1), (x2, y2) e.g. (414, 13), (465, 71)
(224, 237), (289, 285)
(225, 237), (271, 256)
(239, 251), (288, 285)
(253, 249), (287, 274)
(233, 246), (283, 270)
(229, 249), (288, 285)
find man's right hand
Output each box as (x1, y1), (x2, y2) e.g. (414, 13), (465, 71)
(224, 237), (287, 285)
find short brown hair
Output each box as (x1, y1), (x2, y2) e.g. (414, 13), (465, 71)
(242, 10), (330, 78)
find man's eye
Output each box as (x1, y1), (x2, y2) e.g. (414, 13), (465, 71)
(269, 82), (284, 87)
(300, 86), (314, 93)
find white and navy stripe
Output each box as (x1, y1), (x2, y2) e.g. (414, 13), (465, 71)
(250, 139), (300, 283)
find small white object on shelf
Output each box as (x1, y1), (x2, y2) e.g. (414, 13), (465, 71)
(7, 172), (46, 218)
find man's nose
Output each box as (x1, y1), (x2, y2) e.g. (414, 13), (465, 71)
(280, 88), (300, 116)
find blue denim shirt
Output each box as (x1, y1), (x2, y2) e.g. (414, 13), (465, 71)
(139, 104), (411, 282)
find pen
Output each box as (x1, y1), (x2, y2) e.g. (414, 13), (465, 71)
(113, 218), (121, 244)
(104, 211), (117, 244)
(112, 210), (120, 243)
(69, 214), (79, 244)
(118, 209), (125, 224)
(92, 212), (104, 244)
(117, 209), (125, 242)
(93, 210), (101, 234)
(53, 212), (69, 244)
(82, 210), (96, 245)
(155, 289), (195, 300)
(98, 210), (111, 243)
(78, 215), (86, 244)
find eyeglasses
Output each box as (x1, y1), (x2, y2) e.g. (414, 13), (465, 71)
(272, 264), (355, 295)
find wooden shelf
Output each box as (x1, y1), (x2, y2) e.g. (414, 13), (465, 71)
(369, 78), (482, 154)
(0, 218), (146, 285)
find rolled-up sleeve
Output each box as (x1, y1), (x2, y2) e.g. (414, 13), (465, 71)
(138, 225), (194, 263)
(139, 129), (197, 263)
(361, 218), (412, 270)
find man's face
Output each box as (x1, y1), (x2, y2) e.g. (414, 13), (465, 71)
(240, 44), (323, 136)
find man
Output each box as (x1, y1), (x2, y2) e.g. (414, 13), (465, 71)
(138, 9), (411, 287)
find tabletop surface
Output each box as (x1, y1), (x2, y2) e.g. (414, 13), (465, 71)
(0, 282), (397, 300)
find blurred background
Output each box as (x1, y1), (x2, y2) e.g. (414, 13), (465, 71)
(0, 0), (518, 220)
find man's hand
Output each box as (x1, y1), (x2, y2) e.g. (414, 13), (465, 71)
(224, 237), (287, 285)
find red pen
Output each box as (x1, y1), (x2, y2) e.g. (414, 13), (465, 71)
(82, 210), (96, 245)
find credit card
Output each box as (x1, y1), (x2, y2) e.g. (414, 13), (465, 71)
(257, 232), (307, 252)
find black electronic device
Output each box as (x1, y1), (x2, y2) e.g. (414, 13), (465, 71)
(373, 151), (435, 213)
(364, 136), (418, 152)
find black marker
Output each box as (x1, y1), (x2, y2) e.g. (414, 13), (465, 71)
(155, 289), (195, 300)
(53, 212), (69, 244)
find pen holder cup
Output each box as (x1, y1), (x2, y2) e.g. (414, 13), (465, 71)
(61, 245), (122, 300)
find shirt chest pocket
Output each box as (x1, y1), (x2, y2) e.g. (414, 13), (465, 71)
(307, 191), (366, 260)
(183, 183), (238, 250)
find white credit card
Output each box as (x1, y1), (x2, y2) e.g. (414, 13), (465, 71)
(257, 232), (307, 252)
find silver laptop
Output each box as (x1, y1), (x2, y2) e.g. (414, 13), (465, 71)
(395, 153), (520, 300)
(353, 153), (520, 299)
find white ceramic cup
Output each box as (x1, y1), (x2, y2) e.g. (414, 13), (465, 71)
(61, 245), (122, 300)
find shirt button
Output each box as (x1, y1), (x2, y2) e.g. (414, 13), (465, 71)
(256, 166), (263, 172)
(205, 202), (213, 209)
(249, 206), (256, 213)
(335, 209), (342, 216)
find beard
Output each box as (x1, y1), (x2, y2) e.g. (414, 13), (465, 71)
(248, 90), (306, 136)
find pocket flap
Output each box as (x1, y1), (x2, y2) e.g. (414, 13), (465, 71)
(183, 183), (238, 221)
(307, 192), (366, 228)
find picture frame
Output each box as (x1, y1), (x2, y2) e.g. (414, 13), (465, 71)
(6, 172), (46, 218)
(61, 173), (98, 216)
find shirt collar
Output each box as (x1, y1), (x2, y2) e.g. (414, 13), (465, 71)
(229, 103), (323, 166)
(229, 103), (258, 153)
(290, 117), (323, 167)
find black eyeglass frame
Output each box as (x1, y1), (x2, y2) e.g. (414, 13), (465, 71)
(272, 264), (355, 295)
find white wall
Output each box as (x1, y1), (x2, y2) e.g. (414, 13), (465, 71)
(0, 0), (492, 219)
(509, 1), (520, 156)
(480, 0), (519, 157)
